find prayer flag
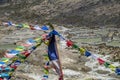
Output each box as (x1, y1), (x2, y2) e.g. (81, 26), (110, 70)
(79, 48), (85, 54)
(43, 69), (49, 74)
(66, 40), (73, 47)
(41, 25), (49, 31)
(91, 54), (98, 60)
(72, 44), (79, 49)
(104, 62), (110, 68)
(85, 51), (91, 57)
(97, 58), (105, 65)
(109, 64), (116, 71)
(115, 68), (120, 75)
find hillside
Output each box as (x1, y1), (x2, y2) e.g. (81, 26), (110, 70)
(0, 0), (120, 80)
(0, 0), (120, 27)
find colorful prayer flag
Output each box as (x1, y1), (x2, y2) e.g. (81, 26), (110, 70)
(97, 58), (105, 65)
(66, 40), (73, 47)
(115, 68), (120, 75)
(104, 62), (110, 68)
(72, 44), (79, 49)
(109, 64), (116, 71)
(85, 51), (91, 57)
(79, 48), (85, 54)
(43, 69), (49, 74)
(1, 58), (9, 63)
(41, 25), (49, 31)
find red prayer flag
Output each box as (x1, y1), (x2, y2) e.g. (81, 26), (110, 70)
(21, 51), (30, 57)
(97, 58), (105, 65)
(0, 78), (3, 80)
(66, 40), (73, 47)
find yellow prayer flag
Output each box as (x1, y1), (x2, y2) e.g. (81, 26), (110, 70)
(79, 48), (85, 54)
(43, 69), (49, 74)
(44, 40), (49, 45)
(23, 24), (30, 28)
(8, 72), (13, 76)
(1, 58), (9, 63)
(44, 56), (49, 61)
(15, 48), (24, 51)
(109, 64), (116, 71)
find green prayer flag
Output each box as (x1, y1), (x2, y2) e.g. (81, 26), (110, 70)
(72, 44), (79, 49)
(16, 54), (26, 59)
(104, 62), (110, 68)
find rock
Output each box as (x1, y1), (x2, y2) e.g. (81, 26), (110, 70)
(81, 66), (92, 72)
(78, 56), (89, 62)
(63, 69), (81, 77)
(108, 73), (120, 79)
(11, 73), (35, 80)
(96, 70), (110, 74)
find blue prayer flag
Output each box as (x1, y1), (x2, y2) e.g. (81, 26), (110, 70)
(41, 25), (49, 31)
(43, 75), (48, 78)
(8, 21), (12, 26)
(28, 39), (35, 43)
(85, 51), (91, 57)
(115, 68), (120, 75)
(9, 50), (20, 54)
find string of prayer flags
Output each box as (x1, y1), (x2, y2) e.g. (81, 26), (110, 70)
(0, 33), (43, 79)
(85, 51), (91, 57)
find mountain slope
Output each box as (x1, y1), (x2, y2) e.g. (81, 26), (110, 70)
(0, 0), (120, 27)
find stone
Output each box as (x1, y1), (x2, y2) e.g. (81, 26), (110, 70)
(96, 70), (110, 74)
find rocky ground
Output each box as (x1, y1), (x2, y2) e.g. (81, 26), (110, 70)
(0, 25), (120, 80)
(0, 0), (120, 27)
(0, 0), (120, 80)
